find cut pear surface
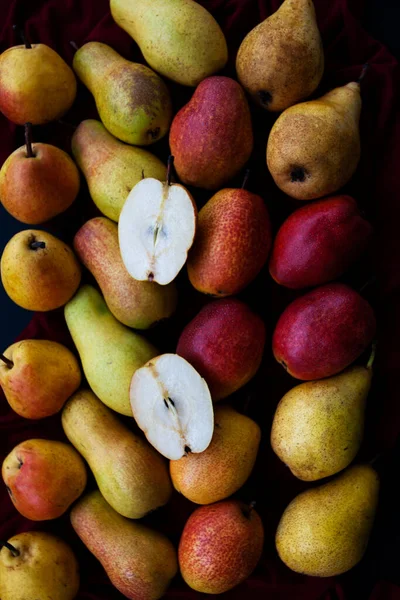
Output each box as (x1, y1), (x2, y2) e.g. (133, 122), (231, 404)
(130, 354), (214, 460)
(119, 177), (197, 285)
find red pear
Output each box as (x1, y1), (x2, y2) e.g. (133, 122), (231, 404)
(269, 195), (373, 289)
(177, 298), (265, 400)
(273, 283), (376, 380)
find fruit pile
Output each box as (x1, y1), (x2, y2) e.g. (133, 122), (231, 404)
(0, 1), (384, 599)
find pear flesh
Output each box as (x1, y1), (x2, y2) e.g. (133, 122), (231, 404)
(236, 0), (324, 112)
(130, 354), (214, 460)
(119, 177), (197, 285)
(276, 464), (379, 576)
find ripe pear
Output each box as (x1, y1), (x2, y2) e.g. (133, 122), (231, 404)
(64, 285), (157, 415)
(74, 217), (177, 329)
(170, 405), (261, 504)
(0, 339), (81, 419)
(62, 390), (172, 518)
(110, 0), (228, 87)
(71, 491), (177, 600)
(0, 531), (79, 600)
(169, 76), (253, 189)
(276, 464), (379, 576)
(71, 120), (167, 221)
(73, 42), (172, 146)
(2, 438), (87, 520)
(267, 70), (367, 200)
(179, 500), (264, 594)
(271, 350), (375, 481)
(237, 0), (324, 112)
(0, 43), (76, 125)
(1, 229), (81, 311)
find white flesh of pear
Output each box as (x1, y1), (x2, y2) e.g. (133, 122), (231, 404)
(130, 353), (214, 460)
(118, 178), (196, 285)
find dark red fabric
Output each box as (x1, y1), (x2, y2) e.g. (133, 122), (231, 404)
(1, 0), (400, 598)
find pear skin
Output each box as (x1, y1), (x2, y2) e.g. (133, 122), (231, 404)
(64, 285), (157, 415)
(62, 390), (172, 519)
(237, 0), (324, 111)
(267, 78), (363, 200)
(74, 217), (177, 329)
(276, 464), (379, 576)
(271, 361), (373, 481)
(110, 0), (228, 87)
(170, 406), (261, 504)
(73, 43), (172, 146)
(71, 120), (167, 221)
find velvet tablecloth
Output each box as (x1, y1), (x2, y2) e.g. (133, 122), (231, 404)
(1, 0), (400, 598)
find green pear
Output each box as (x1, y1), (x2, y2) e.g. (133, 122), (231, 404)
(271, 352), (374, 481)
(62, 390), (172, 518)
(0, 531), (79, 600)
(73, 43), (172, 146)
(64, 285), (157, 415)
(71, 490), (177, 600)
(110, 0), (228, 87)
(71, 120), (167, 221)
(267, 72), (365, 200)
(276, 464), (379, 576)
(236, 0), (324, 112)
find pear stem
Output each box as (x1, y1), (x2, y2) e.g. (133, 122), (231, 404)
(70, 41), (79, 52)
(13, 24), (31, 49)
(242, 169), (250, 190)
(367, 342), (377, 369)
(24, 123), (34, 158)
(0, 354), (14, 369)
(357, 63), (370, 84)
(0, 541), (20, 557)
(166, 155), (174, 186)
(29, 241), (46, 250)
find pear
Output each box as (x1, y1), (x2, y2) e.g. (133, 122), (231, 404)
(271, 349), (375, 481)
(71, 490), (177, 600)
(0, 531), (79, 600)
(276, 464), (379, 576)
(170, 405), (261, 504)
(110, 0), (228, 87)
(267, 68), (368, 200)
(236, 0), (324, 112)
(71, 120), (167, 221)
(73, 42), (172, 146)
(74, 217), (177, 329)
(62, 390), (172, 519)
(64, 285), (157, 415)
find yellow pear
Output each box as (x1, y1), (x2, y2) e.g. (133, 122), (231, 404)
(0, 531), (79, 600)
(271, 352), (374, 481)
(236, 0), (324, 111)
(71, 491), (177, 600)
(267, 69), (367, 200)
(170, 405), (261, 504)
(276, 464), (379, 576)
(62, 389), (172, 518)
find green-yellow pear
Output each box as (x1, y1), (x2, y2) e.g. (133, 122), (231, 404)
(170, 405), (261, 504)
(64, 285), (157, 415)
(110, 0), (228, 87)
(271, 352), (374, 481)
(236, 0), (324, 112)
(71, 120), (167, 221)
(74, 217), (177, 328)
(276, 464), (379, 576)
(267, 70), (366, 200)
(71, 491), (177, 600)
(0, 531), (79, 600)
(73, 43), (172, 146)
(62, 390), (172, 519)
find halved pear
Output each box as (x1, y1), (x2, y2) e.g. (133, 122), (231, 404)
(130, 354), (214, 460)
(119, 159), (197, 285)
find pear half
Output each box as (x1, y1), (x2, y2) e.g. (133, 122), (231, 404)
(130, 354), (214, 460)
(119, 166), (197, 285)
